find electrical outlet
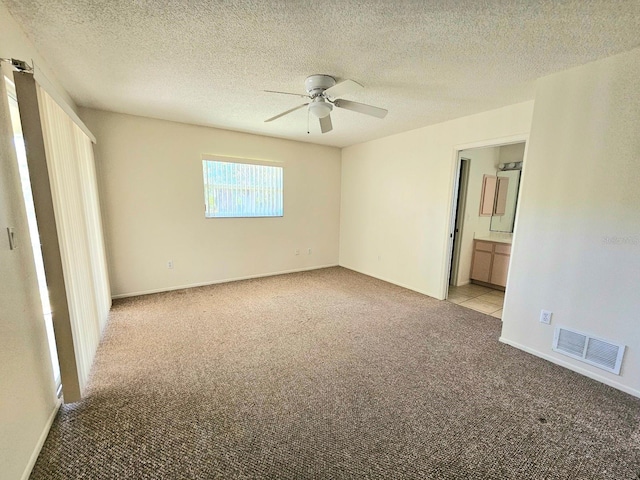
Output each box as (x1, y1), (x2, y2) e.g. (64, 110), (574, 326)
(295, 249), (300, 256)
(167, 260), (174, 269)
(540, 310), (552, 324)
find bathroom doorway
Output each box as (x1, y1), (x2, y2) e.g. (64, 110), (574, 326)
(445, 140), (526, 319)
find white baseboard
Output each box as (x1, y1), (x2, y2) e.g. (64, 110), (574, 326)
(21, 399), (61, 480)
(112, 264), (339, 299)
(339, 263), (438, 299)
(499, 337), (640, 399)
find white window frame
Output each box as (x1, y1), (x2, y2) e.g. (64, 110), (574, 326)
(202, 155), (284, 219)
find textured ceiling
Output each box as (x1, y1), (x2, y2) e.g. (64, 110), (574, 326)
(4, 0), (640, 147)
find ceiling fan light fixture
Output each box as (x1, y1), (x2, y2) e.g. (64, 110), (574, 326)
(309, 99), (333, 118)
(264, 75), (387, 133)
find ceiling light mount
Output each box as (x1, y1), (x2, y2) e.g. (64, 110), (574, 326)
(304, 74), (336, 98)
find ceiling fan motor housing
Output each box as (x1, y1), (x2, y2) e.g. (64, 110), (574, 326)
(305, 74), (336, 97)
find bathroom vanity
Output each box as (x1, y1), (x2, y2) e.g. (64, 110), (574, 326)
(470, 238), (511, 289)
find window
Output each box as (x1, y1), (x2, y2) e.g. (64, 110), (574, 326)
(202, 158), (283, 218)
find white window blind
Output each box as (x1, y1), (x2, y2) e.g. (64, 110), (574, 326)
(36, 82), (111, 398)
(203, 159), (283, 218)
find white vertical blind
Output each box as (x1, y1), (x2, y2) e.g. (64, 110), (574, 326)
(35, 83), (110, 395)
(202, 159), (284, 218)
(74, 126), (111, 320)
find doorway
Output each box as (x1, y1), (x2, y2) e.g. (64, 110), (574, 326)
(445, 141), (526, 319)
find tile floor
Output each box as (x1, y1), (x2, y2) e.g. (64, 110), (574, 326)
(447, 284), (504, 319)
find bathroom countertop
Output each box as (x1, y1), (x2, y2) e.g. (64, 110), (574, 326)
(474, 234), (513, 244)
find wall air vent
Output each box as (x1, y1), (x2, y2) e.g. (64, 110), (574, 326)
(553, 326), (625, 375)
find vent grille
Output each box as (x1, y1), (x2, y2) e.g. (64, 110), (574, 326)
(585, 338), (618, 370)
(556, 329), (587, 356)
(553, 326), (625, 375)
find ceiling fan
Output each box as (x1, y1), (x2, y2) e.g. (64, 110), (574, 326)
(264, 75), (388, 134)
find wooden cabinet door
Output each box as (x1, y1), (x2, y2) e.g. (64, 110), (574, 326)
(490, 253), (510, 287)
(470, 250), (492, 283)
(479, 175), (497, 216)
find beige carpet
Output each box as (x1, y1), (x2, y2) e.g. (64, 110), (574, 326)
(31, 267), (640, 479)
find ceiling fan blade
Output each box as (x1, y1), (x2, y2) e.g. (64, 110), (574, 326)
(324, 79), (363, 99)
(334, 99), (388, 119)
(264, 103), (309, 122)
(263, 90), (309, 98)
(319, 114), (333, 134)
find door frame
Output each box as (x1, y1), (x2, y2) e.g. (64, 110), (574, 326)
(442, 134), (529, 301)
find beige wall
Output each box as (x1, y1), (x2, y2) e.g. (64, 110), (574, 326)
(80, 109), (342, 297)
(501, 47), (640, 396)
(339, 101), (534, 299)
(0, 5), (61, 479)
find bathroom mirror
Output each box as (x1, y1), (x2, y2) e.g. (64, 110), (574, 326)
(490, 169), (521, 233)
